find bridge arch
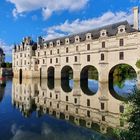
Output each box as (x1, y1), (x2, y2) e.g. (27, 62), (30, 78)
(47, 66), (55, 90)
(80, 65), (99, 95)
(61, 65), (73, 92)
(108, 63), (137, 100)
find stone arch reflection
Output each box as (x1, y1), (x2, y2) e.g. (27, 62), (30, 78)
(61, 66), (73, 92)
(109, 63), (137, 100)
(80, 65), (98, 95)
(47, 66), (55, 90)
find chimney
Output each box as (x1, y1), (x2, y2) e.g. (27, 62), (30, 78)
(133, 6), (139, 30)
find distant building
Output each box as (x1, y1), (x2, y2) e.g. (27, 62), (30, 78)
(0, 48), (5, 67)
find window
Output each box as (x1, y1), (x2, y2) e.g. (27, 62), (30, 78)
(102, 42), (105, 48)
(38, 60), (39, 64)
(75, 108), (78, 114)
(87, 55), (90, 62)
(50, 92), (52, 98)
(50, 58), (52, 63)
(87, 44), (90, 50)
(66, 57), (69, 63)
(56, 94), (58, 99)
(50, 50), (52, 55)
(56, 58), (58, 63)
(66, 47), (68, 53)
(66, 96), (68, 101)
(44, 51), (46, 56)
(102, 116), (105, 121)
(87, 99), (90, 106)
(24, 60), (26, 65)
(57, 49), (59, 54)
(38, 52), (40, 56)
(101, 53), (105, 61)
(119, 39), (124, 46)
(75, 56), (77, 62)
(101, 103), (105, 110)
(119, 52), (124, 60)
(50, 102), (52, 106)
(74, 98), (77, 104)
(76, 46), (78, 51)
(119, 105), (124, 113)
(87, 110), (90, 117)
(43, 59), (45, 64)
(66, 105), (68, 111)
(57, 104), (59, 108)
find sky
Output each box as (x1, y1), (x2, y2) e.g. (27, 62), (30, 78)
(0, 0), (140, 62)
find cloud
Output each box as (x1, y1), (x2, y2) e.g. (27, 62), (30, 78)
(7, 0), (89, 19)
(43, 10), (140, 40)
(0, 39), (13, 62)
(0, 39), (13, 55)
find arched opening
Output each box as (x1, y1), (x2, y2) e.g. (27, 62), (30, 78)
(80, 65), (98, 95)
(47, 66), (54, 90)
(61, 66), (73, 92)
(19, 69), (22, 84)
(109, 64), (137, 100)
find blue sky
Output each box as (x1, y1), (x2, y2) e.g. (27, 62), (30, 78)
(0, 0), (140, 62)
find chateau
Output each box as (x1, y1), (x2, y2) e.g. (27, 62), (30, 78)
(12, 7), (140, 84)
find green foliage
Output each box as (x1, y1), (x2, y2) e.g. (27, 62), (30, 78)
(1, 62), (12, 68)
(136, 60), (140, 69)
(115, 88), (140, 140)
(113, 64), (136, 88)
(6, 62), (12, 68)
(1, 62), (6, 68)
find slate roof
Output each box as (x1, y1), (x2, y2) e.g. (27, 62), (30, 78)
(42, 20), (137, 46)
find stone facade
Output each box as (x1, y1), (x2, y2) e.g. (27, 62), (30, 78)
(12, 78), (127, 133)
(12, 7), (140, 83)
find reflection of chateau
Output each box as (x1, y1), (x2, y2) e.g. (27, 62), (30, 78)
(12, 78), (127, 134)
(13, 7), (140, 83)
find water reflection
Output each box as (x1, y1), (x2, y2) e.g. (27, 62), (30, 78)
(109, 64), (137, 99)
(12, 78), (127, 138)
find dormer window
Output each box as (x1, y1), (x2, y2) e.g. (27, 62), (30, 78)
(65, 38), (69, 44)
(37, 46), (40, 50)
(75, 36), (80, 43)
(44, 43), (47, 48)
(49, 42), (53, 47)
(86, 33), (92, 40)
(118, 25), (126, 34)
(56, 40), (60, 46)
(100, 30), (107, 37)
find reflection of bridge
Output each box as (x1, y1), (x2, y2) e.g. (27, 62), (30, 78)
(12, 78), (128, 134)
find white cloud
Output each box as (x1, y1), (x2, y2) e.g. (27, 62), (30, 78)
(0, 39), (13, 58)
(43, 10), (140, 40)
(7, 0), (89, 19)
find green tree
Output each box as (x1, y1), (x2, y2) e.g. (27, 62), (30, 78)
(136, 60), (140, 69)
(115, 88), (140, 140)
